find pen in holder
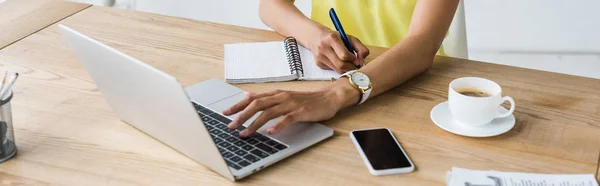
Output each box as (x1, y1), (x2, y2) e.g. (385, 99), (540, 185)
(0, 90), (17, 163)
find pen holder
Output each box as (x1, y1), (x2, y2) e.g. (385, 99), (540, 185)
(0, 90), (17, 163)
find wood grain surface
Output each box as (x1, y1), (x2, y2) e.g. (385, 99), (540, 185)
(0, 0), (90, 49)
(0, 6), (598, 185)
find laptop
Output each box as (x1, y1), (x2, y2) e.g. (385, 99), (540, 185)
(58, 25), (334, 181)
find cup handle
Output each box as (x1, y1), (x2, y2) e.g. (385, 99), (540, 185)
(496, 96), (515, 118)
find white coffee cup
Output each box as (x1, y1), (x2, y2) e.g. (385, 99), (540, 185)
(448, 77), (515, 127)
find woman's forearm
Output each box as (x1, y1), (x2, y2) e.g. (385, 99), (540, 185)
(363, 36), (438, 96)
(331, 0), (459, 109)
(332, 36), (440, 109)
(258, 0), (328, 48)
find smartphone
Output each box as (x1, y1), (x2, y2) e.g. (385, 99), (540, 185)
(350, 128), (415, 176)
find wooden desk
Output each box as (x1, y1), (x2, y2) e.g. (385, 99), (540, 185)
(0, 6), (599, 185)
(0, 0), (90, 50)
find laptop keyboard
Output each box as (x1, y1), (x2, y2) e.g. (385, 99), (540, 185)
(192, 102), (288, 170)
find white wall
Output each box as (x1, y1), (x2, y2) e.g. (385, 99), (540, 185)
(464, 0), (600, 79)
(465, 0), (600, 53)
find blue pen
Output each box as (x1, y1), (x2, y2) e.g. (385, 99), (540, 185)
(329, 8), (360, 68)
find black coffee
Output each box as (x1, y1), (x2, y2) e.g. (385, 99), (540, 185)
(457, 88), (491, 97)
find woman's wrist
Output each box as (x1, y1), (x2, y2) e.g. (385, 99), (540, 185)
(323, 78), (361, 110)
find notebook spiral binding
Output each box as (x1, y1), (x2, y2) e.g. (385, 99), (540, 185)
(284, 37), (304, 77)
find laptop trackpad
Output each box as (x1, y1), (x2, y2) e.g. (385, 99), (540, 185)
(207, 92), (245, 117)
(186, 79), (243, 105)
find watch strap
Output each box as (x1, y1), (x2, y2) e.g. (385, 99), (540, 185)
(340, 70), (371, 105)
(359, 88), (371, 105)
(341, 70), (354, 78)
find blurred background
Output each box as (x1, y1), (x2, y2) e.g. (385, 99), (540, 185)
(52, 0), (600, 79)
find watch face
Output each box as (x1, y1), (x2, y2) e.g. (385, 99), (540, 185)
(351, 72), (370, 88)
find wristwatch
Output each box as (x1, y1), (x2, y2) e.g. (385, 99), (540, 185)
(341, 70), (372, 105)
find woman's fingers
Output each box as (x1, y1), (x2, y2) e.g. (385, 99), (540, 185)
(240, 104), (289, 137)
(222, 88), (343, 138)
(324, 47), (357, 73)
(325, 32), (356, 62)
(227, 93), (285, 129)
(348, 36), (370, 66)
(223, 90), (281, 115)
(315, 52), (336, 71)
(267, 110), (304, 134)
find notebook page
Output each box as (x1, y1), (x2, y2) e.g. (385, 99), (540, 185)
(224, 42), (297, 83)
(297, 46), (340, 80)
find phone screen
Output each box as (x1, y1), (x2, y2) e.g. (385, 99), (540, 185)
(352, 129), (412, 170)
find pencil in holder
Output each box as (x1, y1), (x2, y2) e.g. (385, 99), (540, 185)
(0, 90), (17, 163)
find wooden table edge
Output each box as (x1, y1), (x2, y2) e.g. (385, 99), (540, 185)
(0, 1), (93, 50)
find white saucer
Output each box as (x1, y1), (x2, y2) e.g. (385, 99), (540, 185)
(430, 101), (515, 137)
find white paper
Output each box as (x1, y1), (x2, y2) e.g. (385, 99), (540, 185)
(297, 46), (339, 80)
(224, 41), (339, 83)
(447, 167), (598, 186)
(224, 42), (292, 81)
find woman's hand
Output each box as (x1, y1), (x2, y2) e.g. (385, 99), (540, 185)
(223, 80), (360, 138)
(310, 30), (370, 74)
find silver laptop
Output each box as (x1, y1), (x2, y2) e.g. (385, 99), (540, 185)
(58, 25), (333, 181)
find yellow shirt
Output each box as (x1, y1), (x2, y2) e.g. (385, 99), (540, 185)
(309, 0), (445, 55)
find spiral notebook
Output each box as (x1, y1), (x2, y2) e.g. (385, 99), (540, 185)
(224, 37), (340, 84)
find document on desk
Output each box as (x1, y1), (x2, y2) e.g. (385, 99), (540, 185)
(447, 167), (598, 186)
